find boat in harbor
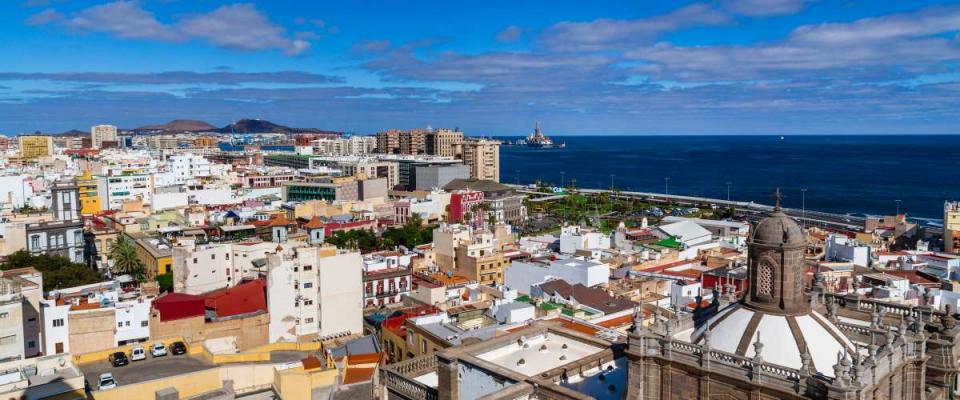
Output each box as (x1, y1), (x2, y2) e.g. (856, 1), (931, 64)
(506, 122), (565, 148)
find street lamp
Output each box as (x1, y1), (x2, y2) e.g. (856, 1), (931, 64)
(725, 182), (731, 202)
(561, 171), (566, 188)
(801, 188), (807, 229)
(610, 174), (615, 190)
(664, 177), (670, 195)
(895, 199), (902, 215)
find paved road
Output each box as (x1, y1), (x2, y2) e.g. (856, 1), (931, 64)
(81, 354), (215, 389)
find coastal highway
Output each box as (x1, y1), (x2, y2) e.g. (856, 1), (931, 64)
(511, 185), (866, 232)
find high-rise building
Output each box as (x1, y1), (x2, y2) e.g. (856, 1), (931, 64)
(376, 129), (402, 154)
(453, 138), (501, 182)
(17, 135), (53, 160)
(90, 124), (117, 149)
(400, 129), (429, 155)
(428, 128), (464, 157)
(946, 201), (960, 254)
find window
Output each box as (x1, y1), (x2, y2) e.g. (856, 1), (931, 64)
(28, 341), (35, 348)
(141, 321), (148, 327)
(0, 312), (6, 318)
(118, 322), (123, 328)
(302, 282), (313, 289)
(758, 261), (774, 297)
(303, 265), (312, 271)
(52, 318), (64, 327)
(211, 254), (216, 260)
(30, 235), (40, 250)
(304, 300), (313, 306)
(125, 321), (130, 327)
(193, 258), (198, 264)
(226, 253), (230, 260)
(421, 339), (427, 353)
(305, 318), (314, 323)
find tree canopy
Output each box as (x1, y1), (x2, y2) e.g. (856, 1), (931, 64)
(325, 215), (434, 253)
(1, 250), (103, 292)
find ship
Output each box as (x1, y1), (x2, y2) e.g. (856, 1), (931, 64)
(507, 122), (565, 148)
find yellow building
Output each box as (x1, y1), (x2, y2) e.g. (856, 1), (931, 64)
(947, 201), (960, 254)
(18, 135), (53, 160)
(129, 232), (173, 277)
(77, 171), (101, 215)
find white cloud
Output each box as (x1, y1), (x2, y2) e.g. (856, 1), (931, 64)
(25, 8), (63, 25)
(496, 26), (522, 43)
(41, 1), (310, 55)
(722, 0), (808, 17)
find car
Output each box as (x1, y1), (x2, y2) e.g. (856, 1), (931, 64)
(170, 341), (187, 355)
(150, 343), (167, 357)
(130, 346), (146, 361)
(98, 373), (117, 390)
(108, 351), (129, 367)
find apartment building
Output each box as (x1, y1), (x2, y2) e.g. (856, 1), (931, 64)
(453, 138), (501, 182)
(266, 245), (363, 342)
(41, 280), (152, 355)
(91, 124), (117, 149)
(0, 268), (43, 361)
(17, 135), (53, 160)
(362, 251), (414, 308)
(172, 240), (305, 295)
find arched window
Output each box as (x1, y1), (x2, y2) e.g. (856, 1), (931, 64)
(757, 261), (774, 297)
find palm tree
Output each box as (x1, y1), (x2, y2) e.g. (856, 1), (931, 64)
(110, 235), (144, 279)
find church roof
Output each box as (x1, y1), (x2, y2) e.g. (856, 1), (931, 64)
(691, 303), (854, 378)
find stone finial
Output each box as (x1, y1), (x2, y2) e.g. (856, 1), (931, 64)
(752, 333), (764, 363)
(702, 327), (712, 350)
(871, 307), (883, 329)
(899, 315), (909, 338)
(833, 351), (848, 384)
(826, 299), (838, 322)
(942, 304), (957, 331)
(800, 348), (812, 375)
(906, 311), (918, 333)
(885, 328), (895, 348)
(632, 307), (645, 334)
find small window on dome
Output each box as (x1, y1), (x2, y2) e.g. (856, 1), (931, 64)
(758, 262), (773, 296)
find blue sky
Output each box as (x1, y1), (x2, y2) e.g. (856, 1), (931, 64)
(1, 0), (959, 135)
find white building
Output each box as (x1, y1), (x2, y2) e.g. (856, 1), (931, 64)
(825, 234), (871, 267)
(559, 225), (611, 255)
(267, 245), (363, 342)
(657, 220), (713, 249)
(363, 251), (414, 307)
(99, 174), (154, 209)
(172, 240), (305, 295)
(505, 256), (609, 294)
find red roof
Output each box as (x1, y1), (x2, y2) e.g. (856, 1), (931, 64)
(302, 216), (325, 229)
(266, 214), (294, 227)
(203, 279), (267, 318)
(153, 292), (205, 322)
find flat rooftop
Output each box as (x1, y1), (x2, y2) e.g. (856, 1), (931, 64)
(476, 332), (604, 376)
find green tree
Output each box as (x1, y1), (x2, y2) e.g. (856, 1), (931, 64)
(110, 235), (145, 280)
(1, 250), (103, 292)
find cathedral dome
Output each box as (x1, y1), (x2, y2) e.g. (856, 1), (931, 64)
(692, 303), (855, 377)
(750, 209), (804, 246)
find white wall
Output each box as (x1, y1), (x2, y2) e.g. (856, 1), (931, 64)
(317, 251), (363, 337)
(114, 299), (151, 345)
(40, 300), (70, 355)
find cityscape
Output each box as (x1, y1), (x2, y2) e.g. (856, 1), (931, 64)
(1, 1), (959, 400)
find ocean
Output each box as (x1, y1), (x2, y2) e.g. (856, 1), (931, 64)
(497, 135), (960, 222)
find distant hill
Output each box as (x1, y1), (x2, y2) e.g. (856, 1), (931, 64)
(216, 119), (340, 135)
(54, 129), (88, 137)
(135, 119), (216, 132)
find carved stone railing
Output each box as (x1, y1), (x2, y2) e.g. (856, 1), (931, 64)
(381, 354), (439, 400)
(391, 354), (438, 377)
(381, 367), (438, 400)
(639, 335), (805, 386)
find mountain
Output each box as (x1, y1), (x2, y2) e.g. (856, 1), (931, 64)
(215, 119), (340, 135)
(55, 129), (89, 136)
(135, 119), (216, 132)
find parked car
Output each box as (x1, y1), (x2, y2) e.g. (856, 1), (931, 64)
(130, 346), (146, 361)
(170, 341), (187, 355)
(108, 352), (129, 367)
(150, 343), (167, 357)
(98, 373), (117, 390)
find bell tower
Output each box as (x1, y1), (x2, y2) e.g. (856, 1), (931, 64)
(744, 189), (808, 315)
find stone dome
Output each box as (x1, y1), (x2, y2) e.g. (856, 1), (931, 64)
(750, 209), (804, 246)
(692, 303), (855, 377)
